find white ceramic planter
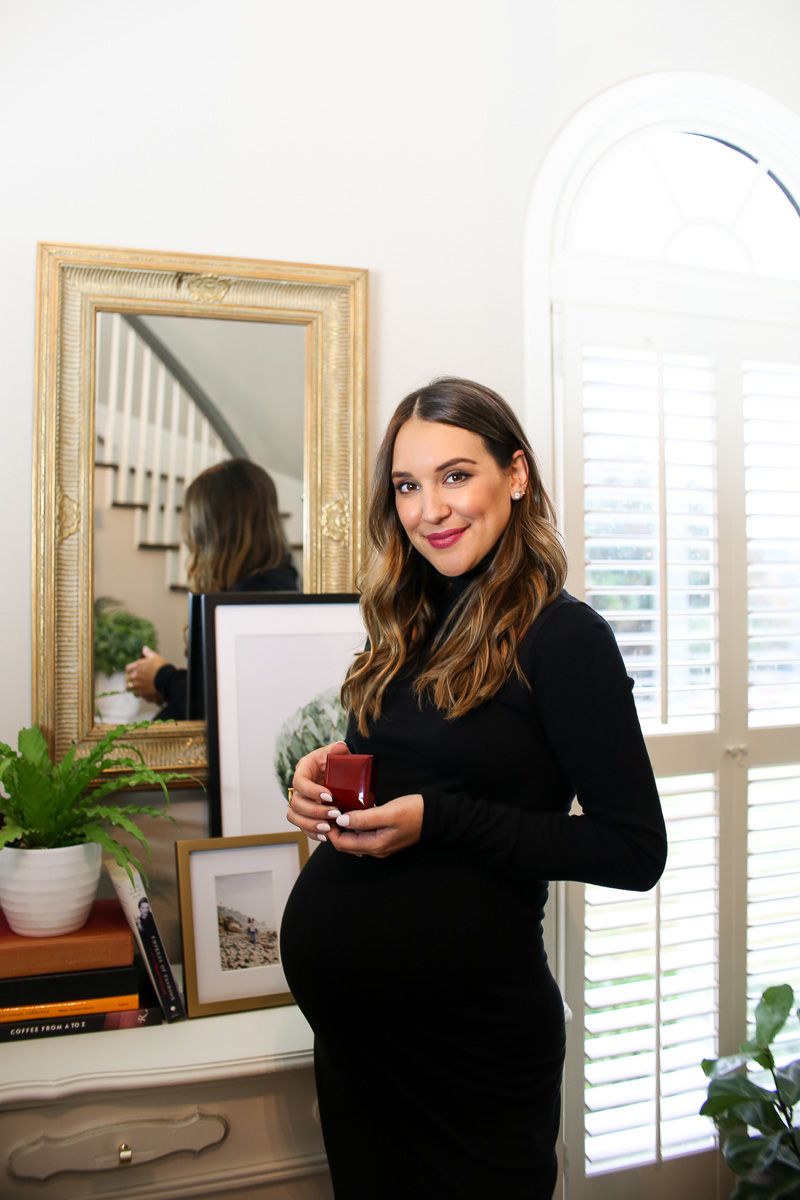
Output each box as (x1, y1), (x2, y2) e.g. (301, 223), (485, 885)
(94, 671), (142, 723)
(0, 843), (103, 936)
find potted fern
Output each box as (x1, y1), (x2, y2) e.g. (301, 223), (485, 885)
(94, 598), (158, 722)
(0, 722), (197, 937)
(701, 983), (800, 1198)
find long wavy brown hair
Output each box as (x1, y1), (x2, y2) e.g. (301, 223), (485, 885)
(342, 378), (567, 733)
(183, 458), (290, 593)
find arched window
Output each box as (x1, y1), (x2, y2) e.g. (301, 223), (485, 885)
(525, 76), (800, 1200)
(569, 131), (800, 278)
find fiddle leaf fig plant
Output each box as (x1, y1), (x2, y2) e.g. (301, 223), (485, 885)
(0, 723), (199, 883)
(701, 984), (800, 1198)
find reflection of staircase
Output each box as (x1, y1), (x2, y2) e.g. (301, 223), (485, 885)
(95, 312), (239, 592)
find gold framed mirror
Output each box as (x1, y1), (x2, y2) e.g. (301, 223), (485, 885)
(33, 243), (367, 778)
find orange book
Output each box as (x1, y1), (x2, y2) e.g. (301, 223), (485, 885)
(0, 994), (140, 1022)
(0, 899), (134, 979)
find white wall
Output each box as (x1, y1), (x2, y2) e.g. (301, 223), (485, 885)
(4, 0), (800, 744)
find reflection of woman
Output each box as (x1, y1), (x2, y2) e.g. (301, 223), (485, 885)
(126, 458), (298, 720)
(281, 378), (667, 1199)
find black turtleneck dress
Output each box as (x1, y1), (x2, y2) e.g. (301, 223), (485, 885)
(280, 589), (666, 1199)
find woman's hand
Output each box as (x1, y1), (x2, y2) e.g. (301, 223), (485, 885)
(329, 794), (424, 859)
(286, 742), (423, 858)
(125, 646), (168, 704)
(287, 740), (351, 843)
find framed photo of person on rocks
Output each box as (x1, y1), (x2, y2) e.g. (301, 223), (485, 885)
(176, 832), (309, 1017)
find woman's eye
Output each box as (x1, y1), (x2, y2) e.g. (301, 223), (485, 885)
(445, 470), (470, 484)
(395, 481), (417, 495)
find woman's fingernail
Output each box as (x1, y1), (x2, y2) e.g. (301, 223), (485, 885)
(317, 834), (328, 842)
(316, 822), (330, 832)
(327, 809), (341, 819)
(335, 813), (350, 827)
(319, 792), (333, 803)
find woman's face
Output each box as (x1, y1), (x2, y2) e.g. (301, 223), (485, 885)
(391, 418), (528, 577)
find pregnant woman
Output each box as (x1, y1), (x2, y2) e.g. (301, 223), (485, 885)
(281, 377), (666, 1199)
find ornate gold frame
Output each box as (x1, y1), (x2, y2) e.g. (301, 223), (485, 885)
(33, 243), (367, 777)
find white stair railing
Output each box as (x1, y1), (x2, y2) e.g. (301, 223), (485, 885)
(95, 312), (234, 591)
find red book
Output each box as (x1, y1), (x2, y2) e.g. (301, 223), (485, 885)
(0, 899), (134, 980)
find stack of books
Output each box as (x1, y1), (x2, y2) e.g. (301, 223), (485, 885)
(0, 897), (164, 1041)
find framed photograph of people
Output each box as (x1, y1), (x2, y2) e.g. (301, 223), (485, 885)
(203, 593), (366, 837)
(176, 832), (309, 1018)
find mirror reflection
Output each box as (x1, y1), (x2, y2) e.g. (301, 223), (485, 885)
(93, 312), (306, 726)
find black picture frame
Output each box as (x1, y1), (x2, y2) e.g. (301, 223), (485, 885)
(185, 592), (205, 721)
(202, 593), (365, 838)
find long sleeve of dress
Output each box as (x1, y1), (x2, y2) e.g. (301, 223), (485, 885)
(153, 664), (187, 721)
(418, 595), (667, 891)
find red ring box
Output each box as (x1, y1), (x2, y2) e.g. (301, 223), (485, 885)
(323, 754), (376, 811)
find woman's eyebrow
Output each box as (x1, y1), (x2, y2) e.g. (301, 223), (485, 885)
(391, 457), (478, 480)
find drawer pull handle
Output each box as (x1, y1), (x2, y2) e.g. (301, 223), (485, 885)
(10, 1110), (228, 1180)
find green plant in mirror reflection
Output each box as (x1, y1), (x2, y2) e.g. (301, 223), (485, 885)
(94, 597), (158, 676)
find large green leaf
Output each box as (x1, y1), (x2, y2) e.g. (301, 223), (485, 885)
(774, 1138), (800, 1171)
(704, 1053), (756, 1079)
(702, 1075), (780, 1112)
(739, 1040), (776, 1072)
(17, 726), (52, 770)
(82, 805), (153, 849)
(9, 760), (53, 838)
(755, 986), (795, 1049)
(702, 1079), (786, 1136)
(724, 1131), (786, 1175)
(80, 824), (147, 885)
(731, 1169), (800, 1200)
(0, 758), (18, 787)
(0, 821), (25, 848)
(774, 1061), (800, 1109)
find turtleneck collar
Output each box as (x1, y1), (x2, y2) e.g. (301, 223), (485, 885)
(446, 544), (499, 597)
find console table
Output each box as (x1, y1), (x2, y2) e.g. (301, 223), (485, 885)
(0, 1005), (332, 1200)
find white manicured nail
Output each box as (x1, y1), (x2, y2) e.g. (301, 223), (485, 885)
(336, 813), (350, 827)
(317, 834), (328, 842)
(319, 792), (333, 803)
(327, 809), (341, 819)
(316, 822), (330, 832)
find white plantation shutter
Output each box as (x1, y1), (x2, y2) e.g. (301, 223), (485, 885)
(747, 763), (800, 1001)
(559, 306), (800, 1200)
(583, 775), (718, 1175)
(582, 347), (718, 734)
(743, 364), (800, 728)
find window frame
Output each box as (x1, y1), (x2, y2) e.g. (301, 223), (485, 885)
(523, 72), (800, 1199)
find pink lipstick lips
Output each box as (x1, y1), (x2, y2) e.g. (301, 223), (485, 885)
(424, 527), (467, 549)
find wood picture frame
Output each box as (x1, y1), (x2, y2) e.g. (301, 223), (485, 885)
(176, 832), (308, 1018)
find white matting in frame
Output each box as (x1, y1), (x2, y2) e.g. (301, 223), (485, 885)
(213, 598), (366, 836)
(177, 832), (309, 1017)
